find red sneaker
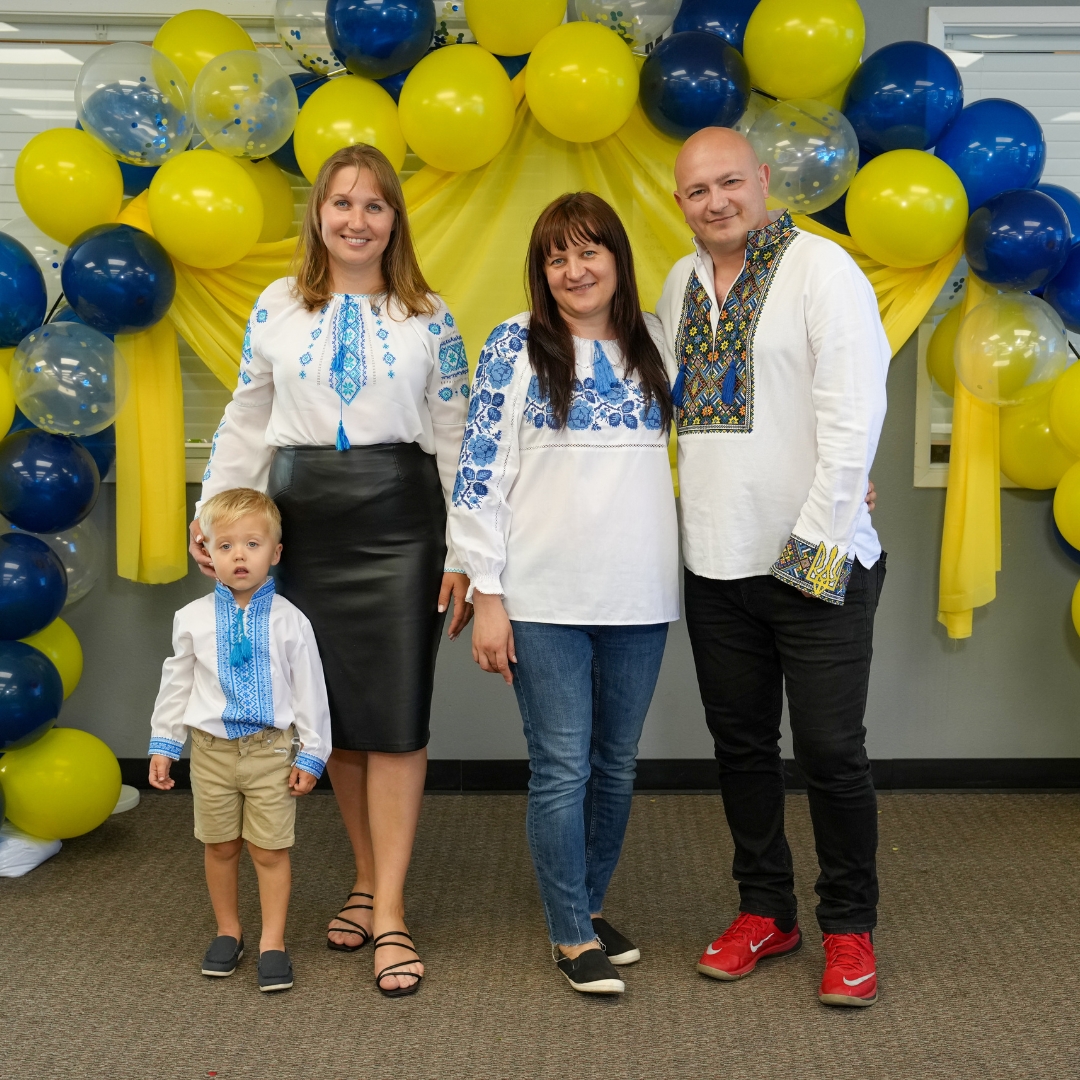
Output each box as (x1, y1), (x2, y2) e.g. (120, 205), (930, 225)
(818, 932), (878, 1007)
(696, 913), (802, 981)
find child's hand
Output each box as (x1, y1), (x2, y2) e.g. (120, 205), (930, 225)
(289, 767), (318, 796)
(149, 755), (175, 790)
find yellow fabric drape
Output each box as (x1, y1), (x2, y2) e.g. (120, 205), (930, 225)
(936, 276), (1000, 638)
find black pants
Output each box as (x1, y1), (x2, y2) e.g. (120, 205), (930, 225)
(684, 557), (886, 933)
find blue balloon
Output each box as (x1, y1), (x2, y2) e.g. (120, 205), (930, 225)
(376, 67), (411, 103)
(0, 640), (62, 748)
(1053, 515), (1080, 564)
(1037, 184), (1080, 247)
(0, 430), (100, 535)
(1044, 246), (1080, 332)
(965, 188), (1071, 292)
(495, 54), (529, 80)
(673, 0), (759, 52)
(326, 0), (435, 80)
(269, 72), (330, 176)
(0, 233), (47, 348)
(7, 406), (34, 435)
(842, 41), (962, 156)
(935, 98), (1045, 211)
(640, 31), (750, 139)
(52, 306), (114, 341)
(119, 160), (158, 197)
(0, 534), (67, 642)
(74, 425), (116, 480)
(809, 189), (851, 236)
(61, 223), (175, 336)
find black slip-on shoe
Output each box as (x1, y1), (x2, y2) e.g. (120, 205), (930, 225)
(591, 917), (641, 965)
(257, 949), (294, 992)
(556, 947), (625, 995)
(201, 935), (244, 977)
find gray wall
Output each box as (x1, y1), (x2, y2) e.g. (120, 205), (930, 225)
(58, 0), (1080, 760)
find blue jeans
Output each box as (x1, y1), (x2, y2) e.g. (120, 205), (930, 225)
(510, 621), (669, 946)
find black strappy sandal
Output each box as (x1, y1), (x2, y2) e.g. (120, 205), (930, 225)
(373, 930), (423, 998)
(326, 892), (373, 952)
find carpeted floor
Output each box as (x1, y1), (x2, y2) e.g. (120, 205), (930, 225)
(1, 790), (1078, 1079)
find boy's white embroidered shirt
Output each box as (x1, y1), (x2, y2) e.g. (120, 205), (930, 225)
(655, 213), (889, 605)
(147, 579), (332, 778)
(198, 277), (470, 568)
(448, 313), (680, 625)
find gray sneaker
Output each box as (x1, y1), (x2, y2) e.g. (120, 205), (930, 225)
(257, 949), (294, 992)
(201, 935), (243, 977)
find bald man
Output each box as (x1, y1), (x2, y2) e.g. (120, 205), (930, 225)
(656, 128), (890, 1007)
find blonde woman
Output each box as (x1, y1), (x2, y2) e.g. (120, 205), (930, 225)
(190, 144), (472, 997)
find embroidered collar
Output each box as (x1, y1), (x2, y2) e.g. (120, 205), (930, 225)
(692, 210), (797, 267)
(214, 576), (276, 610)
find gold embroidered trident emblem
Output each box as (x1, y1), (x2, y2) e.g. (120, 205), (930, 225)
(806, 543), (850, 599)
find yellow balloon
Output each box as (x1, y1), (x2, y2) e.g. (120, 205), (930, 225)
(467, 0), (567, 56)
(14, 129), (123, 246)
(1055, 460), (1080, 549)
(744, 0), (865, 101)
(1000, 397), (1077, 490)
(153, 9), (254, 91)
(293, 76), (406, 182)
(819, 67), (858, 111)
(525, 22), (639, 144)
(399, 45), (515, 173)
(0, 364), (13, 436)
(845, 150), (968, 269)
(1049, 361), (1080, 458)
(0, 727), (121, 840)
(148, 149), (263, 269)
(20, 618), (83, 700)
(1072, 578), (1080, 637)
(927, 306), (961, 397)
(235, 158), (296, 243)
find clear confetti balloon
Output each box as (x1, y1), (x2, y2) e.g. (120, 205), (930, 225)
(569, 0), (681, 53)
(193, 49), (299, 159)
(75, 42), (193, 166)
(734, 90), (772, 138)
(928, 255), (969, 318)
(3, 516), (106, 606)
(433, 1), (475, 46)
(748, 98), (860, 215)
(0, 218), (66, 309)
(274, 0), (344, 76)
(11, 323), (128, 437)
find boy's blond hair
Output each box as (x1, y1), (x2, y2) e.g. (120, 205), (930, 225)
(199, 488), (282, 542)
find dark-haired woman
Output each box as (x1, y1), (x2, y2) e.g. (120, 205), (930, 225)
(449, 192), (678, 995)
(191, 144), (472, 997)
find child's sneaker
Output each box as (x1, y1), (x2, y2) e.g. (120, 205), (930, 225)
(258, 949), (294, 992)
(201, 935), (243, 977)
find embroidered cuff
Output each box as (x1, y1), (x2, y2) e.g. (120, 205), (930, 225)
(148, 737), (184, 760)
(770, 534), (854, 606)
(443, 566), (467, 575)
(294, 752), (326, 779)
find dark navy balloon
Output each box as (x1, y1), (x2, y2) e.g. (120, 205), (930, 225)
(809, 189), (851, 236)
(842, 41), (962, 156)
(495, 54), (529, 80)
(61, 223), (175, 336)
(935, 98), (1045, 211)
(74, 424), (116, 480)
(0, 430), (100, 534)
(6, 406), (34, 435)
(1037, 183), (1080, 247)
(1053, 515), (1080, 564)
(326, 0), (435, 80)
(1044, 246), (1080, 332)
(673, 0), (760, 52)
(0, 640), (62, 748)
(52, 305), (114, 341)
(119, 160), (159, 197)
(270, 72), (330, 176)
(0, 535), (67, 643)
(0, 233), (47, 348)
(376, 66), (411, 103)
(640, 32), (750, 139)
(965, 188), (1071, 292)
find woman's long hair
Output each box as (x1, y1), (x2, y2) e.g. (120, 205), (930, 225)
(526, 192), (672, 430)
(292, 143), (435, 318)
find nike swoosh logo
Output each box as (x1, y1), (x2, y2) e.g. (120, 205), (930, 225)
(843, 972), (876, 986)
(705, 944), (723, 955)
(749, 934), (774, 953)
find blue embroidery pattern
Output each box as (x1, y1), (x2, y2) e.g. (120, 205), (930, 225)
(438, 387), (454, 401)
(444, 312), (455, 328)
(328, 294), (367, 403)
(452, 321), (527, 510)
(428, 322), (442, 336)
(149, 736), (184, 760)
(439, 336), (467, 379)
(371, 300), (395, 377)
(256, 308), (268, 323)
(675, 212), (797, 435)
(523, 374), (661, 432)
(297, 305), (329, 381)
(214, 578), (276, 738)
(294, 750), (325, 779)
(771, 533), (853, 606)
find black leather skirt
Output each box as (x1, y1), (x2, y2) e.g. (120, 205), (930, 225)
(267, 442), (447, 753)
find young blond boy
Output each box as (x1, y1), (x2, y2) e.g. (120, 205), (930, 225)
(148, 488), (331, 992)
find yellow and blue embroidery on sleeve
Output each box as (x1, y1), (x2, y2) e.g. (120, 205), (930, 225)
(771, 535), (854, 606)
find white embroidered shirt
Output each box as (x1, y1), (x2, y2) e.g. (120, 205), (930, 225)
(198, 277), (470, 569)
(147, 578), (332, 778)
(656, 212), (890, 605)
(448, 313), (680, 625)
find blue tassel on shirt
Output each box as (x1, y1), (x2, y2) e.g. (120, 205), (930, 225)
(592, 340), (618, 395)
(336, 419), (351, 452)
(671, 366), (686, 409)
(720, 361), (737, 405)
(230, 607), (252, 667)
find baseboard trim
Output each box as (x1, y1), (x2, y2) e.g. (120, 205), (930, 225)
(120, 758), (1080, 792)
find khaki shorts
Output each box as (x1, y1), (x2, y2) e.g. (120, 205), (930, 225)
(189, 726), (298, 849)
